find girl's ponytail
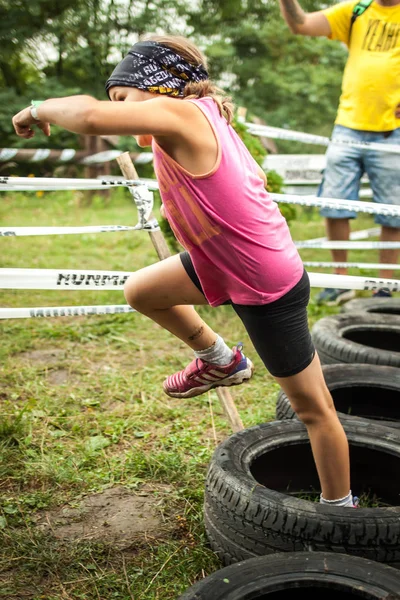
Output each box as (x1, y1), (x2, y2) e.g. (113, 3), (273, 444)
(183, 80), (234, 124)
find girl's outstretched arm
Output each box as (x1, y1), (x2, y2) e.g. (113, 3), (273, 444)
(12, 94), (186, 139)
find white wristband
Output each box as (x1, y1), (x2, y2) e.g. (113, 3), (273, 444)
(30, 100), (44, 121)
(30, 105), (40, 121)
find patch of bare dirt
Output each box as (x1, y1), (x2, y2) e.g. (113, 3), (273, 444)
(16, 349), (81, 385)
(46, 369), (70, 385)
(18, 348), (66, 364)
(35, 484), (173, 548)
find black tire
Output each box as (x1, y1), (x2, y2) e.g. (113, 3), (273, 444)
(178, 552), (400, 599)
(275, 363), (400, 430)
(204, 419), (400, 568)
(342, 297), (400, 316)
(311, 312), (400, 367)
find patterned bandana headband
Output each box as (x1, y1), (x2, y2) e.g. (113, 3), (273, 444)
(105, 41), (209, 98)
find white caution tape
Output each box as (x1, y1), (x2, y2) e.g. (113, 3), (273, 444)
(0, 184), (158, 234)
(31, 149), (51, 162)
(246, 123), (400, 155)
(247, 124), (330, 146)
(0, 304), (135, 319)
(0, 269), (131, 290)
(303, 261), (400, 270)
(0, 223), (161, 236)
(271, 192), (400, 218)
(81, 150), (123, 164)
(0, 148), (156, 164)
(0, 184), (121, 192)
(308, 272), (399, 293)
(60, 149), (76, 162)
(0, 176), (159, 190)
(1, 176), (399, 218)
(296, 240), (400, 249)
(0, 268), (398, 293)
(129, 185), (154, 230)
(0, 149), (18, 161)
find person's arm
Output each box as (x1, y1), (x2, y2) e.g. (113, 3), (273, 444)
(12, 94), (187, 139)
(279, 0), (331, 37)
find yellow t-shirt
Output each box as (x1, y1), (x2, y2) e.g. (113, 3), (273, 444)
(323, 0), (400, 131)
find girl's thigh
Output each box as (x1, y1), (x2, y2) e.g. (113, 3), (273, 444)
(124, 253), (209, 308)
(232, 270), (315, 379)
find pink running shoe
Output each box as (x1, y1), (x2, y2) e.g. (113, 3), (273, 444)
(163, 343), (254, 399)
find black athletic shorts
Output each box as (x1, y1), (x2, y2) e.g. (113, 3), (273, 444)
(180, 251), (316, 378)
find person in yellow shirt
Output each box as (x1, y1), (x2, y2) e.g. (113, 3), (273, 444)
(279, 0), (400, 305)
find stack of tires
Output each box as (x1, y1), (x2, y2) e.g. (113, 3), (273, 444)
(311, 296), (400, 367)
(178, 297), (400, 599)
(179, 552), (400, 598)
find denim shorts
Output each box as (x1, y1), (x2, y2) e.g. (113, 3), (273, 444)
(180, 252), (316, 378)
(318, 124), (400, 228)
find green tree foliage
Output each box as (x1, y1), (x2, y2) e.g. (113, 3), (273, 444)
(0, 0), (79, 91)
(188, 0), (346, 140)
(232, 119), (266, 166)
(0, 0), (192, 149)
(1, 0), (345, 160)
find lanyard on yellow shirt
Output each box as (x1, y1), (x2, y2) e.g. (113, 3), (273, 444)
(349, 0), (374, 43)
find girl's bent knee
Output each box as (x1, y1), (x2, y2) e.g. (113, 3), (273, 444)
(123, 276), (148, 310)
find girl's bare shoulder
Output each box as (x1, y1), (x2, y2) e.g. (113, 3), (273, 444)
(146, 95), (203, 115)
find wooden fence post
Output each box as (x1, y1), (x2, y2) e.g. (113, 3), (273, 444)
(116, 152), (171, 260)
(116, 151), (244, 433)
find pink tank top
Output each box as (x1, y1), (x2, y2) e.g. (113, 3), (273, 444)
(152, 97), (304, 307)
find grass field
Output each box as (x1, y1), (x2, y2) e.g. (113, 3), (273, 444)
(0, 187), (385, 599)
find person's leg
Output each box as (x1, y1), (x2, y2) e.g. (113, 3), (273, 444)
(233, 269), (353, 504)
(124, 253), (253, 398)
(124, 253), (213, 349)
(325, 217), (350, 275)
(274, 353), (351, 501)
(316, 125), (363, 305)
(364, 128), (400, 285)
(380, 225), (400, 279)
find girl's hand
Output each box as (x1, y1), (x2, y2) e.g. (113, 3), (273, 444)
(395, 103), (400, 119)
(12, 106), (51, 138)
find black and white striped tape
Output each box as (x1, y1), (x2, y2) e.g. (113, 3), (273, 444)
(0, 304), (135, 319)
(0, 268), (398, 293)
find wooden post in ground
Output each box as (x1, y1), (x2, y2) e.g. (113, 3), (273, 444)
(116, 152), (171, 260)
(116, 151), (244, 433)
(216, 387), (244, 432)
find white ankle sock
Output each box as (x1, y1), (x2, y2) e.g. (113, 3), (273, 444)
(320, 491), (354, 507)
(194, 335), (234, 366)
